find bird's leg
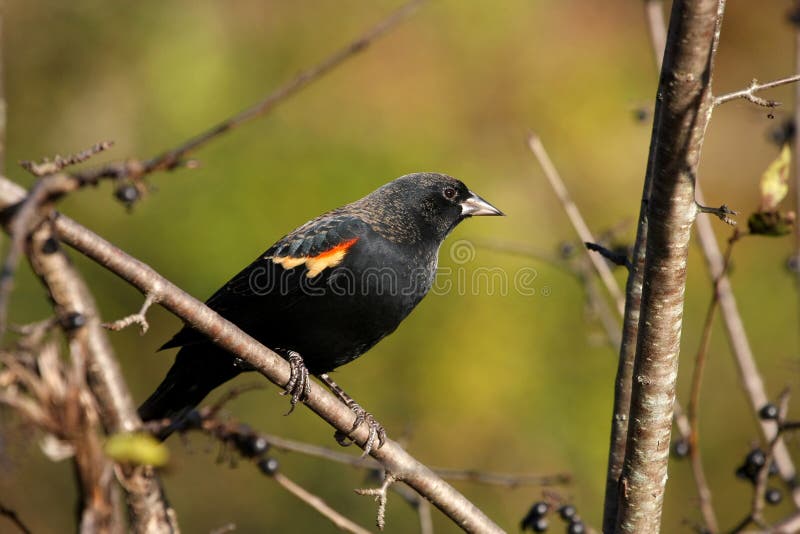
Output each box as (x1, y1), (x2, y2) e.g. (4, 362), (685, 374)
(319, 373), (387, 455)
(280, 350), (310, 414)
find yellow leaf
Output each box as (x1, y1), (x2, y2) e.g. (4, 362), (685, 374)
(760, 143), (791, 211)
(105, 433), (169, 467)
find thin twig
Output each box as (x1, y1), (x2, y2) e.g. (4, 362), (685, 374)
(274, 473), (371, 534)
(19, 141), (114, 177)
(714, 74), (800, 107)
(527, 133), (625, 315)
(685, 232), (740, 534)
(355, 473), (397, 531)
(102, 293), (156, 334)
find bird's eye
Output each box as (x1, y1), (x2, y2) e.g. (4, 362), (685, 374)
(443, 187), (456, 200)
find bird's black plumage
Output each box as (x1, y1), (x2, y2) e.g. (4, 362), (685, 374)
(139, 173), (502, 428)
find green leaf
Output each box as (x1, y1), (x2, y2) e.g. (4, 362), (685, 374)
(104, 433), (169, 467)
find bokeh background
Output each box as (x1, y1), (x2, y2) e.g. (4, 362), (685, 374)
(2, 1), (799, 532)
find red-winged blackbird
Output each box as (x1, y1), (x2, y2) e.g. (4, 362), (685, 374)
(139, 173), (502, 446)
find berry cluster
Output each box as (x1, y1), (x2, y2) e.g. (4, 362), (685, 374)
(520, 501), (585, 533)
(147, 409), (281, 476)
(734, 447), (782, 505)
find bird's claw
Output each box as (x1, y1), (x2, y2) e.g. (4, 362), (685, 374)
(334, 401), (387, 456)
(281, 351), (310, 415)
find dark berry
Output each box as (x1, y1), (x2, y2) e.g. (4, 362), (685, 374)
(747, 448), (767, 469)
(735, 465), (751, 481)
(529, 517), (547, 532)
(530, 501), (549, 518)
(60, 311), (86, 331)
(257, 457), (279, 476)
(567, 520), (585, 534)
(238, 434), (269, 457)
(40, 237), (60, 255)
(759, 403), (779, 420)
(115, 184), (140, 205)
(672, 438), (690, 458)
(558, 504), (576, 521)
(182, 409), (203, 429)
(521, 502), (549, 531)
(766, 487), (782, 505)
(250, 436), (269, 455)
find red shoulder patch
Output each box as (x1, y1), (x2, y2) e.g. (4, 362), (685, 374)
(269, 238), (359, 278)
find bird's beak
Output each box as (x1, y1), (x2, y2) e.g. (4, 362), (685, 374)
(461, 191), (504, 217)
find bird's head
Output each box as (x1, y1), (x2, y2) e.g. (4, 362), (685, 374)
(358, 172), (504, 244)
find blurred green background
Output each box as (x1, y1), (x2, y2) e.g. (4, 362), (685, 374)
(2, 1), (799, 532)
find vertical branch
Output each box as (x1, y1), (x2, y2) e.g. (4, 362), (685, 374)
(601, 1), (666, 527)
(615, 1), (725, 532)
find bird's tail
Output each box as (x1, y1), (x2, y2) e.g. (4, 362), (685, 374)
(138, 346), (241, 439)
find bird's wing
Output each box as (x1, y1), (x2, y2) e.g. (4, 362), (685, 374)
(159, 213), (368, 351)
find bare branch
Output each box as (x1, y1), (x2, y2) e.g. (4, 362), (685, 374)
(430, 468), (570, 488)
(275, 473), (371, 534)
(355, 473), (397, 531)
(19, 141), (114, 177)
(714, 74), (800, 107)
(614, 1), (726, 531)
(696, 202), (737, 225)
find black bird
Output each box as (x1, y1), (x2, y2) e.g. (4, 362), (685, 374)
(139, 172), (502, 448)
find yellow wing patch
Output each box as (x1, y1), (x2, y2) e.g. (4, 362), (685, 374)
(269, 238), (359, 278)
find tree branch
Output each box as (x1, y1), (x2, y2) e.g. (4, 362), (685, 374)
(615, 1), (726, 532)
(714, 74), (800, 107)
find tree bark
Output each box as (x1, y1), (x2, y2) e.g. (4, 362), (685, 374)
(613, 1), (725, 532)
